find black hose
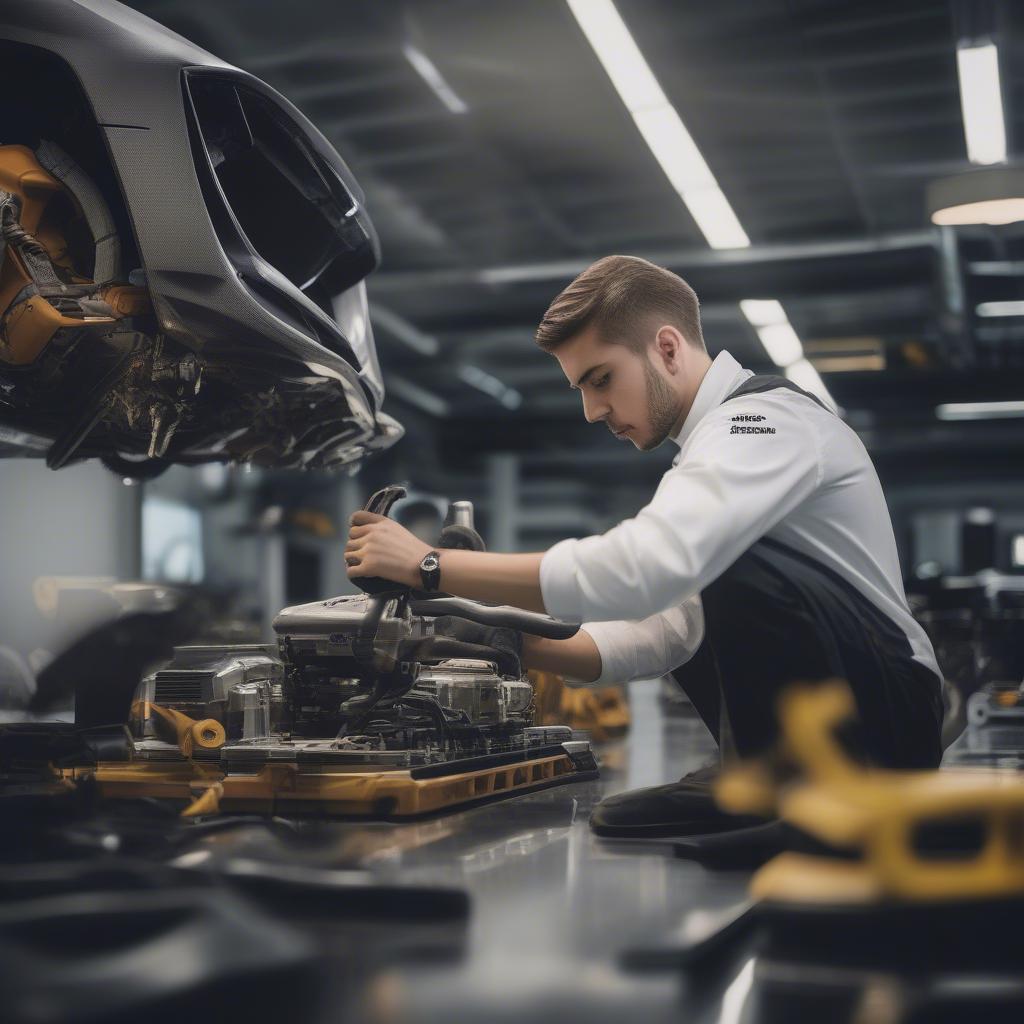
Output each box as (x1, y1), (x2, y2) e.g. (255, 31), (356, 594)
(409, 597), (580, 639)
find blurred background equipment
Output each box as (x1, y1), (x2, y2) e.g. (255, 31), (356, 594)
(625, 679), (1024, 986)
(531, 669), (630, 744)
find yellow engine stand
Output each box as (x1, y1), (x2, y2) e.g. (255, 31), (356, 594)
(715, 680), (1024, 905)
(64, 750), (584, 820)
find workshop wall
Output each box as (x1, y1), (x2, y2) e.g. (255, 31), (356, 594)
(0, 459), (139, 661)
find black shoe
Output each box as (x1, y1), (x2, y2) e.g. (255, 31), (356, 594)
(671, 820), (792, 868)
(590, 763), (771, 839)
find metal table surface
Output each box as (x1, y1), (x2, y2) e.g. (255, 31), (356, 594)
(176, 678), (743, 1023)
(178, 680), (1024, 1024)
(10, 681), (1023, 1023)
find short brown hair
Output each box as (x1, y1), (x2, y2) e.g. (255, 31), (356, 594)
(535, 255), (705, 353)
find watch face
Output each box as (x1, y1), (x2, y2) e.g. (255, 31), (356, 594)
(423, 554), (440, 570)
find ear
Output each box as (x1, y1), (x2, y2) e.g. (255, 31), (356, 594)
(654, 325), (684, 373)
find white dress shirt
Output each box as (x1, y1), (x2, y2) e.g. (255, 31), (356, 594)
(539, 350), (941, 685)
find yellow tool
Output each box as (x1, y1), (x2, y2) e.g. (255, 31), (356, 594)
(180, 782), (223, 819)
(716, 680), (1024, 905)
(145, 702), (226, 758)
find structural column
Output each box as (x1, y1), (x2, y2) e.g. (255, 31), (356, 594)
(487, 453), (520, 553)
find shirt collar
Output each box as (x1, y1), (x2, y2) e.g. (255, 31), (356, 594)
(671, 350), (752, 449)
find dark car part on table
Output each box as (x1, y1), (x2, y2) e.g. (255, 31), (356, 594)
(0, 878), (322, 1024)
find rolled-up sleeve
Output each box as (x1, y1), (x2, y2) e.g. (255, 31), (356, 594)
(579, 596), (705, 685)
(539, 396), (822, 623)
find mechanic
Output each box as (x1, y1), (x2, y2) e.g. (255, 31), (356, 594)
(345, 255), (945, 839)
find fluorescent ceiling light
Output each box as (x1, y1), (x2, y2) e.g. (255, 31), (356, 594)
(786, 358), (837, 412)
(927, 168), (1024, 226)
(370, 305), (440, 356)
(956, 43), (1006, 165)
(387, 375), (451, 417)
(567, 0), (749, 249)
(1012, 535), (1024, 568)
(403, 44), (468, 115)
(457, 364), (523, 410)
(755, 323), (804, 367)
(969, 261), (1024, 275)
(976, 301), (1024, 318)
(739, 298), (804, 367)
(739, 297), (837, 406)
(932, 197), (1024, 226)
(738, 299), (786, 329)
(937, 400), (1024, 421)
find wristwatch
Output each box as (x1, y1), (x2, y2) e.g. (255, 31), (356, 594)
(419, 550), (442, 592)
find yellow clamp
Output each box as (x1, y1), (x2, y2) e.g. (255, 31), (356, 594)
(717, 679), (1024, 904)
(148, 703), (226, 758)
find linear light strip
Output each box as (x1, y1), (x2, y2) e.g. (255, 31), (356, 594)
(567, 0), (749, 249)
(976, 300), (1024, 318)
(387, 375), (451, 417)
(956, 42), (1006, 166)
(458, 364), (523, 410)
(739, 298), (803, 366)
(567, 1), (836, 404)
(738, 299), (837, 410)
(785, 358), (837, 412)
(403, 44), (468, 115)
(937, 401), (1024, 421)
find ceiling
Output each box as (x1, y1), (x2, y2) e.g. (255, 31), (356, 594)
(124, 0), (1024, 525)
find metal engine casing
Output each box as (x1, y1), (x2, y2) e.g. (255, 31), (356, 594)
(134, 644), (283, 743)
(414, 659), (533, 725)
(272, 593), (430, 662)
(130, 596), (535, 746)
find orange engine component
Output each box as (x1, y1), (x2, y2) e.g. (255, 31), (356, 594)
(98, 284), (152, 318)
(529, 670), (630, 743)
(0, 144), (120, 365)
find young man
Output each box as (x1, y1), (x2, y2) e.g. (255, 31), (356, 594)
(345, 255), (944, 838)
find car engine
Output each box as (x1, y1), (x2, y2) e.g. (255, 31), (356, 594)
(129, 591), (582, 776)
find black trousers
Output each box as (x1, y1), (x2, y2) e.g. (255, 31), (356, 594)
(671, 538), (944, 770)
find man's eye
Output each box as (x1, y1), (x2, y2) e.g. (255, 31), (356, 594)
(593, 374), (610, 389)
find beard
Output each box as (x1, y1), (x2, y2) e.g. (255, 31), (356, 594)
(639, 358), (684, 451)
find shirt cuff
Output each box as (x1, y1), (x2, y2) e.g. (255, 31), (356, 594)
(539, 538), (585, 621)
(577, 622), (636, 687)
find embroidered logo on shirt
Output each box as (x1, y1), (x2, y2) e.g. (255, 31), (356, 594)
(730, 413), (776, 435)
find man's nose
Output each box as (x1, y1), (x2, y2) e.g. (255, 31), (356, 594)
(582, 391), (610, 424)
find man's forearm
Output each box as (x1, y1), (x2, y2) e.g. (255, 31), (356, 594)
(436, 549), (548, 613)
(345, 512), (552, 614)
(521, 630), (602, 683)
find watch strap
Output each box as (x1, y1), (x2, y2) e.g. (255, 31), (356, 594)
(419, 550), (442, 592)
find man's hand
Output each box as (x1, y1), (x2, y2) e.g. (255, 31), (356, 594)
(347, 514), (548, 613)
(345, 511), (431, 588)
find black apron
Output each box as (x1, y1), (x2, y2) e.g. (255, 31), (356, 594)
(670, 375), (943, 770)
